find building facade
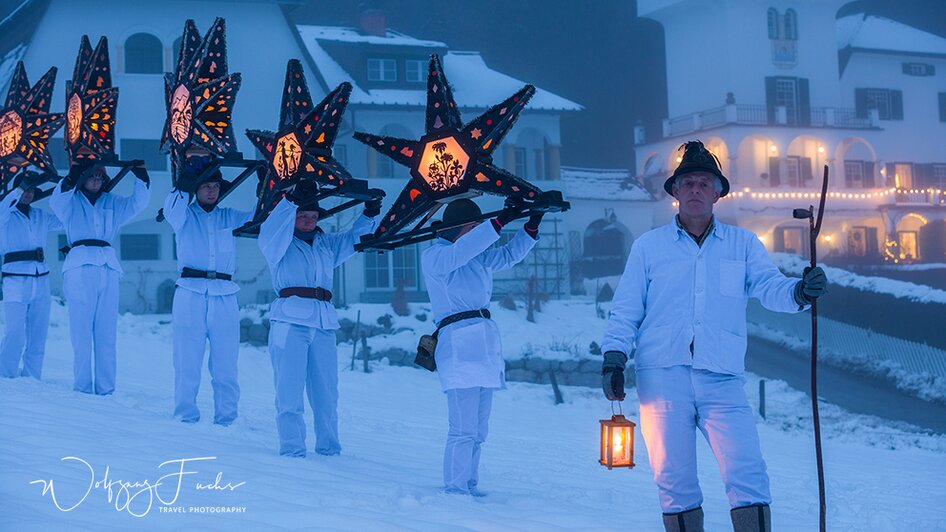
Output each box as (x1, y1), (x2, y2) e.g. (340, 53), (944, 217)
(635, 0), (946, 264)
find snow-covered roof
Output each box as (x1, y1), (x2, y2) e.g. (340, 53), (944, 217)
(560, 166), (654, 201)
(296, 25), (583, 112)
(837, 14), (946, 56)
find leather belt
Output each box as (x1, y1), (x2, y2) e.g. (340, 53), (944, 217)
(180, 267), (232, 281)
(60, 239), (110, 255)
(3, 248), (44, 264)
(278, 287), (332, 302)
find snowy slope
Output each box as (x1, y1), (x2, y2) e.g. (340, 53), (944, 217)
(1, 301), (945, 531)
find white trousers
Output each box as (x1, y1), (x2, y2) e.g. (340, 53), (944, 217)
(172, 288), (241, 424)
(268, 321), (339, 457)
(637, 366), (771, 513)
(63, 265), (120, 395)
(0, 275), (51, 379)
(443, 386), (493, 494)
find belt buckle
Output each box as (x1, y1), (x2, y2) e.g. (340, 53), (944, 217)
(36, 249), (44, 261)
(207, 271), (217, 279)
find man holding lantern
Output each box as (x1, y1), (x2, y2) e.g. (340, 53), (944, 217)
(258, 180), (381, 457)
(600, 140), (827, 532)
(421, 198), (542, 496)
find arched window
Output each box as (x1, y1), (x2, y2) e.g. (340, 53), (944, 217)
(784, 9), (798, 40)
(124, 33), (163, 74)
(767, 8), (780, 39)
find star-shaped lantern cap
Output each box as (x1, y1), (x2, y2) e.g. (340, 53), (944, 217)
(242, 60), (364, 228)
(65, 35), (118, 163)
(354, 54), (555, 246)
(160, 17), (242, 182)
(0, 62), (65, 195)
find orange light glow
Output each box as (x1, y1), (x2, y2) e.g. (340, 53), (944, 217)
(418, 135), (469, 192)
(67, 93), (82, 144)
(170, 84), (193, 145)
(0, 110), (22, 157)
(274, 132), (302, 179)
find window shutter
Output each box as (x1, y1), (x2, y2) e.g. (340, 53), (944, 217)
(864, 161), (875, 188)
(798, 78), (811, 126)
(801, 157), (813, 182)
(890, 90), (903, 120)
(765, 77), (777, 124)
(938, 93), (946, 122)
(915, 164), (932, 188)
(855, 88), (868, 119)
(885, 163), (896, 187)
(769, 156), (781, 186)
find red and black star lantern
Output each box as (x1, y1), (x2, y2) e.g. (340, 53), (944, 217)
(65, 35), (117, 163)
(354, 54), (568, 252)
(0, 61), (64, 198)
(160, 17), (242, 188)
(235, 60), (382, 237)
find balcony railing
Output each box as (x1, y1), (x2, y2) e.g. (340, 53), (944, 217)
(660, 104), (879, 138)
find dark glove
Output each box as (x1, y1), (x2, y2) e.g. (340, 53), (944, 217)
(493, 207), (519, 229)
(17, 171), (44, 191)
(62, 163), (88, 191)
(363, 198), (382, 217)
(130, 164), (150, 186)
(601, 351), (628, 401)
(286, 180), (317, 207)
(794, 266), (828, 306)
(524, 212), (544, 238)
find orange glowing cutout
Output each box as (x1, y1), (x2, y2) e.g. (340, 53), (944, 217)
(170, 84), (193, 145)
(417, 135), (469, 192)
(0, 110), (22, 158)
(67, 93), (82, 144)
(273, 132), (302, 179)
(599, 414), (636, 469)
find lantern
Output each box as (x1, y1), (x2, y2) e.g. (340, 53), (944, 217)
(599, 414), (636, 469)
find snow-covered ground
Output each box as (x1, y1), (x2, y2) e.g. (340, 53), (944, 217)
(2, 301), (945, 531)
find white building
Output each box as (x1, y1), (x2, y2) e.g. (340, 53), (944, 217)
(1, 1), (659, 311)
(635, 0), (946, 264)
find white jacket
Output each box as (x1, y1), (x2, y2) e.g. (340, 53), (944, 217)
(422, 222), (536, 391)
(259, 197), (377, 329)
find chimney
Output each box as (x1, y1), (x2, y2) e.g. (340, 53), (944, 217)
(359, 9), (387, 37)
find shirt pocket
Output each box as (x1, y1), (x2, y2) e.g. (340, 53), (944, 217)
(719, 259), (746, 298)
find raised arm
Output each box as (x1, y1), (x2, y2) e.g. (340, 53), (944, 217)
(479, 227), (537, 272)
(0, 189), (21, 226)
(323, 213), (379, 268)
(49, 179), (76, 224)
(113, 177), (152, 226)
(258, 197), (296, 266)
(163, 189), (189, 232)
(421, 221), (501, 275)
(600, 239), (649, 357)
(221, 207), (255, 231)
(745, 236), (806, 313)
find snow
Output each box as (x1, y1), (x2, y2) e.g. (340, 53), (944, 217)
(837, 14), (946, 55)
(2, 299), (946, 530)
(296, 25), (584, 112)
(560, 166), (654, 202)
(772, 252), (946, 305)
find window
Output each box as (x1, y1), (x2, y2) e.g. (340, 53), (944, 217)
(124, 33), (163, 74)
(897, 231), (918, 261)
(892, 163), (913, 189)
(120, 139), (167, 171)
(513, 147), (527, 178)
(844, 160), (875, 188)
(939, 93), (946, 122)
(765, 76), (809, 125)
(776, 226), (806, 257)
(933, 165), (946, 188)
(767, 8), (779, 39)
(775, 78), (798, 124)
(364, 244), (420, 289)
(405, 59), (425, 83)
(783, 9), (798, 40)
(902, 63), (934, 76)
(367, 58), (396, 82)
(848, 226), (879, 258)
(334, 144), (348, 166)
(120, 234), (160, 260)
(855, 88), (903, 120)
(46, 137), (69, 171)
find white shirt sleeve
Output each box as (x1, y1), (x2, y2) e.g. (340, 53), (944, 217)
(421, 222), (501, 275)
(479, 227), (536, 272)
(258, 197), (296, 266)
(601, 238), (648, 357)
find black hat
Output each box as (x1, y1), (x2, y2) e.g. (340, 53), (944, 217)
(179, 155), (226, 194)
(442, 198), (482, 226)
(290, 179), (324, 214)
(664, 140), (730, 197)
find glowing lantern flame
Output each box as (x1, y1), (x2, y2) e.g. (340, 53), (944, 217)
(273, 132), (302, 179)
(67, 92), (82, 144)
(170, 84), (193, 145)
(0, 110), (22, 158)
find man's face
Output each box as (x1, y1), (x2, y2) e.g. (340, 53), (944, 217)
(673, 172), (720, 217)
(82, 171), (105, 194)
(19, 188), (34, 205)
(196, 181), (220, 207)
(295, 210), (319, 233)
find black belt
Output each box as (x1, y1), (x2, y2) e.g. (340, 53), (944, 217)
(3, 248), (44, 264)
(2, 271), (50, 278)
(180, 267), (232, 281)
(279, 287), (332, 302)
(434, 309), (491, 336)
(60, 239), (110, 255)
